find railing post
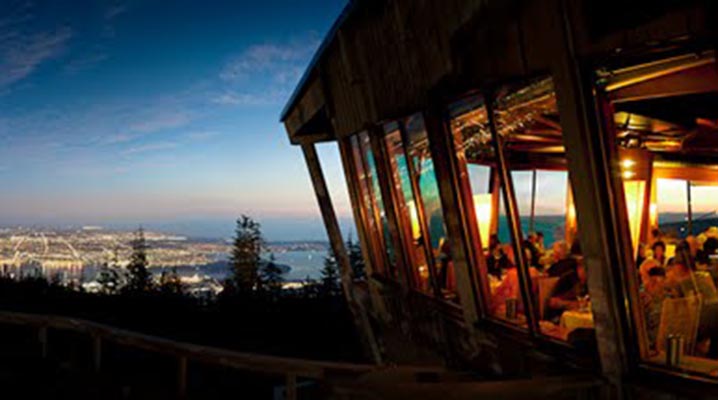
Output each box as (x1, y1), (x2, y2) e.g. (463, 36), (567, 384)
(285, 373), (297, 400)
(37, 325), (48, 359)
(177, 356), (188, 398)
(92, 335), (102, 373)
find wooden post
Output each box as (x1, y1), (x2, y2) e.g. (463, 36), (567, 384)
(285, 373), (298, 400)
(301, 142), (383, 364)
(486, 97), (539, 335)
(687, 180), (693, 236)
(549, 0), (633, 381)
(177, 356), (188, 398)
(530, 169), (537, 234)
(38, 325), (48, 359)
(92, 335), (102, 373)
(423, 104), (481, 327)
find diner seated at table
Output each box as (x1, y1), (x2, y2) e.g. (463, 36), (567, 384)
(545, 258), (588, 322)
(652, 240), (667, 267)
(665, 258), (697, 298)
(638, 259), (667, 350)
(546, 241), (577, 278)
(490, 245), (540, 318)
(486, 234), (509, 279)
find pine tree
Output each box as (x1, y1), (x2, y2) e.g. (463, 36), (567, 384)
(159, 267), (184, 295)
(320, 248), (341, 296)
(346, 234), (365, 279)
(261, 253), (284, 295)
(97, 262), (120, 295)
(226, 215), (264, 294)
(125, 227), (153, 293)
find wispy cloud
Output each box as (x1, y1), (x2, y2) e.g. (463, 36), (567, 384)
(129, 111), (192, 134)
(105, 3), (128, 20)
(64, 52), (109, 74)
(186, 131), (220, 141)
(216, 33), (320, 107)
(0, 25), (73, 88)
(122, 141), (178, 156)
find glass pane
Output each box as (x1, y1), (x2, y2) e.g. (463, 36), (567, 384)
(495, 77), (592, 343)
(384, 127), (433, 294)
(599, 52), (718, 377)
(350, 135), (385, 277)
(359, 132), (399, 280)
(405, 114), (457, 302)
(448, 95), (527, 325)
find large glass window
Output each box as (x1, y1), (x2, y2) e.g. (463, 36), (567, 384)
(598, 51), (718, 377)
(492, 77), (592, 344)
(349, 133), (397, 279)
(384, 118), (458, 302)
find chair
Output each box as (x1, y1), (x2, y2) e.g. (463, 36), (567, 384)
(536, 276), (560, 320)
(656, 295), (703, 356)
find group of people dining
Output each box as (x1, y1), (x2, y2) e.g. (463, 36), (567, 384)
(637, 227), (718, 359)
(487, 230), (593, 341)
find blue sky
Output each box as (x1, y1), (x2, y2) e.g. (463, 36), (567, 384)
(0, 0), (353, 240)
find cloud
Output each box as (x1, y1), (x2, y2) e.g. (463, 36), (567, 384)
(105, 4), (128, 20)
(129, 112), (191, 133)
(64, 52), (109, 74)
(122, 141), (178, 155)
(186, 131), (220, 141)
(0, 25), (73, 88)
(215, 33), (320, 107)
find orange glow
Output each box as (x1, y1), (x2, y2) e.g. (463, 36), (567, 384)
(624, 180), (646, 254)
(473, 194), (493, 249)
(406, 200), (421, 240)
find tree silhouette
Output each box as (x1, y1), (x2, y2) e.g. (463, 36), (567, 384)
(225, 215), (264, 294)
(320, 248), (340, 296)
(346, 234), (365, 279)
(260, 253), (284, 296)
(159, 267), (184, 295)
(125, 227), (153, 293)
(97, 262), (121, 295)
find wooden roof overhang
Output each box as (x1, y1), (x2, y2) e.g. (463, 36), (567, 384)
(280, 0), (711, 146)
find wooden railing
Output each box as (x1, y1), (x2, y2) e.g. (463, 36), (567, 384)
(0, 311), (443, 399)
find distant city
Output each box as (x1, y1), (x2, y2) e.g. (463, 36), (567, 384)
(0, 225), (331, 296)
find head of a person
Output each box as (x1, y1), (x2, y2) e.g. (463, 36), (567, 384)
(536, 232), (544, 243)
(639, 258), (661, 286)
(570, 239), (582, 257)
(552, 240), (568, 261)
(666, 260), (690, 281)
(652, 241), (666, 259)
(645, 265), (667, 294)
(489, 234), (500, 250)
(698, 233), (708, 249)
(708, 226), (718, 239)
(651, 228), (662, 240)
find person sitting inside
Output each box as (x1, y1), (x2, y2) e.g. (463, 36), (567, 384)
(547, 241), (577, 278)
(491, 245), (539, 318)
(523, 233), (541, 269)
(639, 259), (667, 351)
(665, 258), (696, 298)
(486, 234), (509, 279)
(652, 241), (667, 267)
(535, 231), (545, 255)
(703, 227), (718, 262)
(545, 257), (588, 322)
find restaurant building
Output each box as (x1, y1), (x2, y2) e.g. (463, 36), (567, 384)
(281, 0), (718, 396)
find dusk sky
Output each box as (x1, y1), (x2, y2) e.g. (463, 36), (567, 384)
(0, 0), (353, 240)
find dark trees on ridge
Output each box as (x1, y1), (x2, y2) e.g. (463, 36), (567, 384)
(125, 227), (153, 293)
(225, 215), (264, 294)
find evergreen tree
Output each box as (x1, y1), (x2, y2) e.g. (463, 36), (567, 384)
(225, 215), (264, 294)
(260, 253), (284, 295)
(159, 267), (184, 295)
(320, 248), (341, 296)
(346, 234), (365, 279)
(125, 227), (153, 293)
(97, 262), (121, 295)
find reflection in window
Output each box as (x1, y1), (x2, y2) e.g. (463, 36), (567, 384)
(384, 117), (458, 302)
(350, 134), (394, 279)
(599, 51), (718, 377)
(494, 77), (593, 343)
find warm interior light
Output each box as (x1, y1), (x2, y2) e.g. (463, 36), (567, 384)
(473, 194), (493, 249)
(649, 203), (658, 229)
(406, 200), (421, 240)
(624, 180), (646, 255)
(622, 171), (636, 179)
(621, 159), (636, 169)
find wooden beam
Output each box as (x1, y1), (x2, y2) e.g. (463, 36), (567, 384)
(423, 104), (481, 328)
(301, 142), (383, 364)
(550, 0), (633, 382)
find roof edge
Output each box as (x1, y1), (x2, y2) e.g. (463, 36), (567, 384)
(279, 0), (357, 122)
